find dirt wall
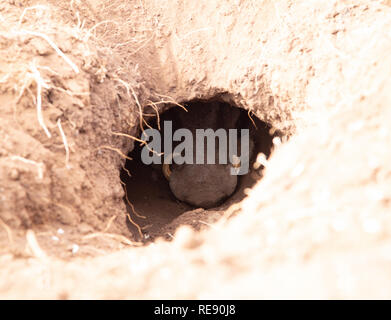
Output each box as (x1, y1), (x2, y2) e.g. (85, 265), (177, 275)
(0, 0), (391, 298)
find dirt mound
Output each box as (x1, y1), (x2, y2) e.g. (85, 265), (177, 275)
(1, 0), (391, 298)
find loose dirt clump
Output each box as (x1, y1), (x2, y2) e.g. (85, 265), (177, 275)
(1, 0), (391, 299)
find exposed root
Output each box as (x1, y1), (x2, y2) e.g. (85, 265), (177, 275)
(113, 77), (149, 139)
(0, 218), (13, 246)
(15, 30), (79, 74)
(110, 130), (163, 156)
(199, 220), (220, 229)
(125, 213), (144, 239)
(57, 119), (71, 169)
(142, 117), (154, 130)
(83, 232), (142, 246)
(30, 63), (51, 138)
(18, 5), (48, 26)
(128, 35), (154, 56)
(110, 130), (147, 146)
(129, 83), (146, 131)
(122, 165), (132, 178)
(51, 85), (89, 97)
(0, 74), (10, 84)
(141, 224), (153, 230)
(15, 77), (32, 104)
(219, 202), (242, 223)
(26, 229), (48, 260)
(84, 20), (119, 42)
(103, 215), (117, 233)
(247, 110), (258, 129)
(120, 179), (146, 219)
(96, 146), (133, 161)
(10, 155), (44, 180)
(147, 101), (161, 130)
(147, 97), (188, 112)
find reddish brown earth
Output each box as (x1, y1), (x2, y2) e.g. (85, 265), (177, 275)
(1, 0), (391, 298)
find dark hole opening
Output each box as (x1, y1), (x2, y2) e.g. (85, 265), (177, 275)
(120, 98), (276, 241)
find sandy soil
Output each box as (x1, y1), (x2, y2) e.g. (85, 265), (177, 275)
(1, 0), (391, 299)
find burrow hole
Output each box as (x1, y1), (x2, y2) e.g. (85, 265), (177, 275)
(120, 98), (276, 242)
